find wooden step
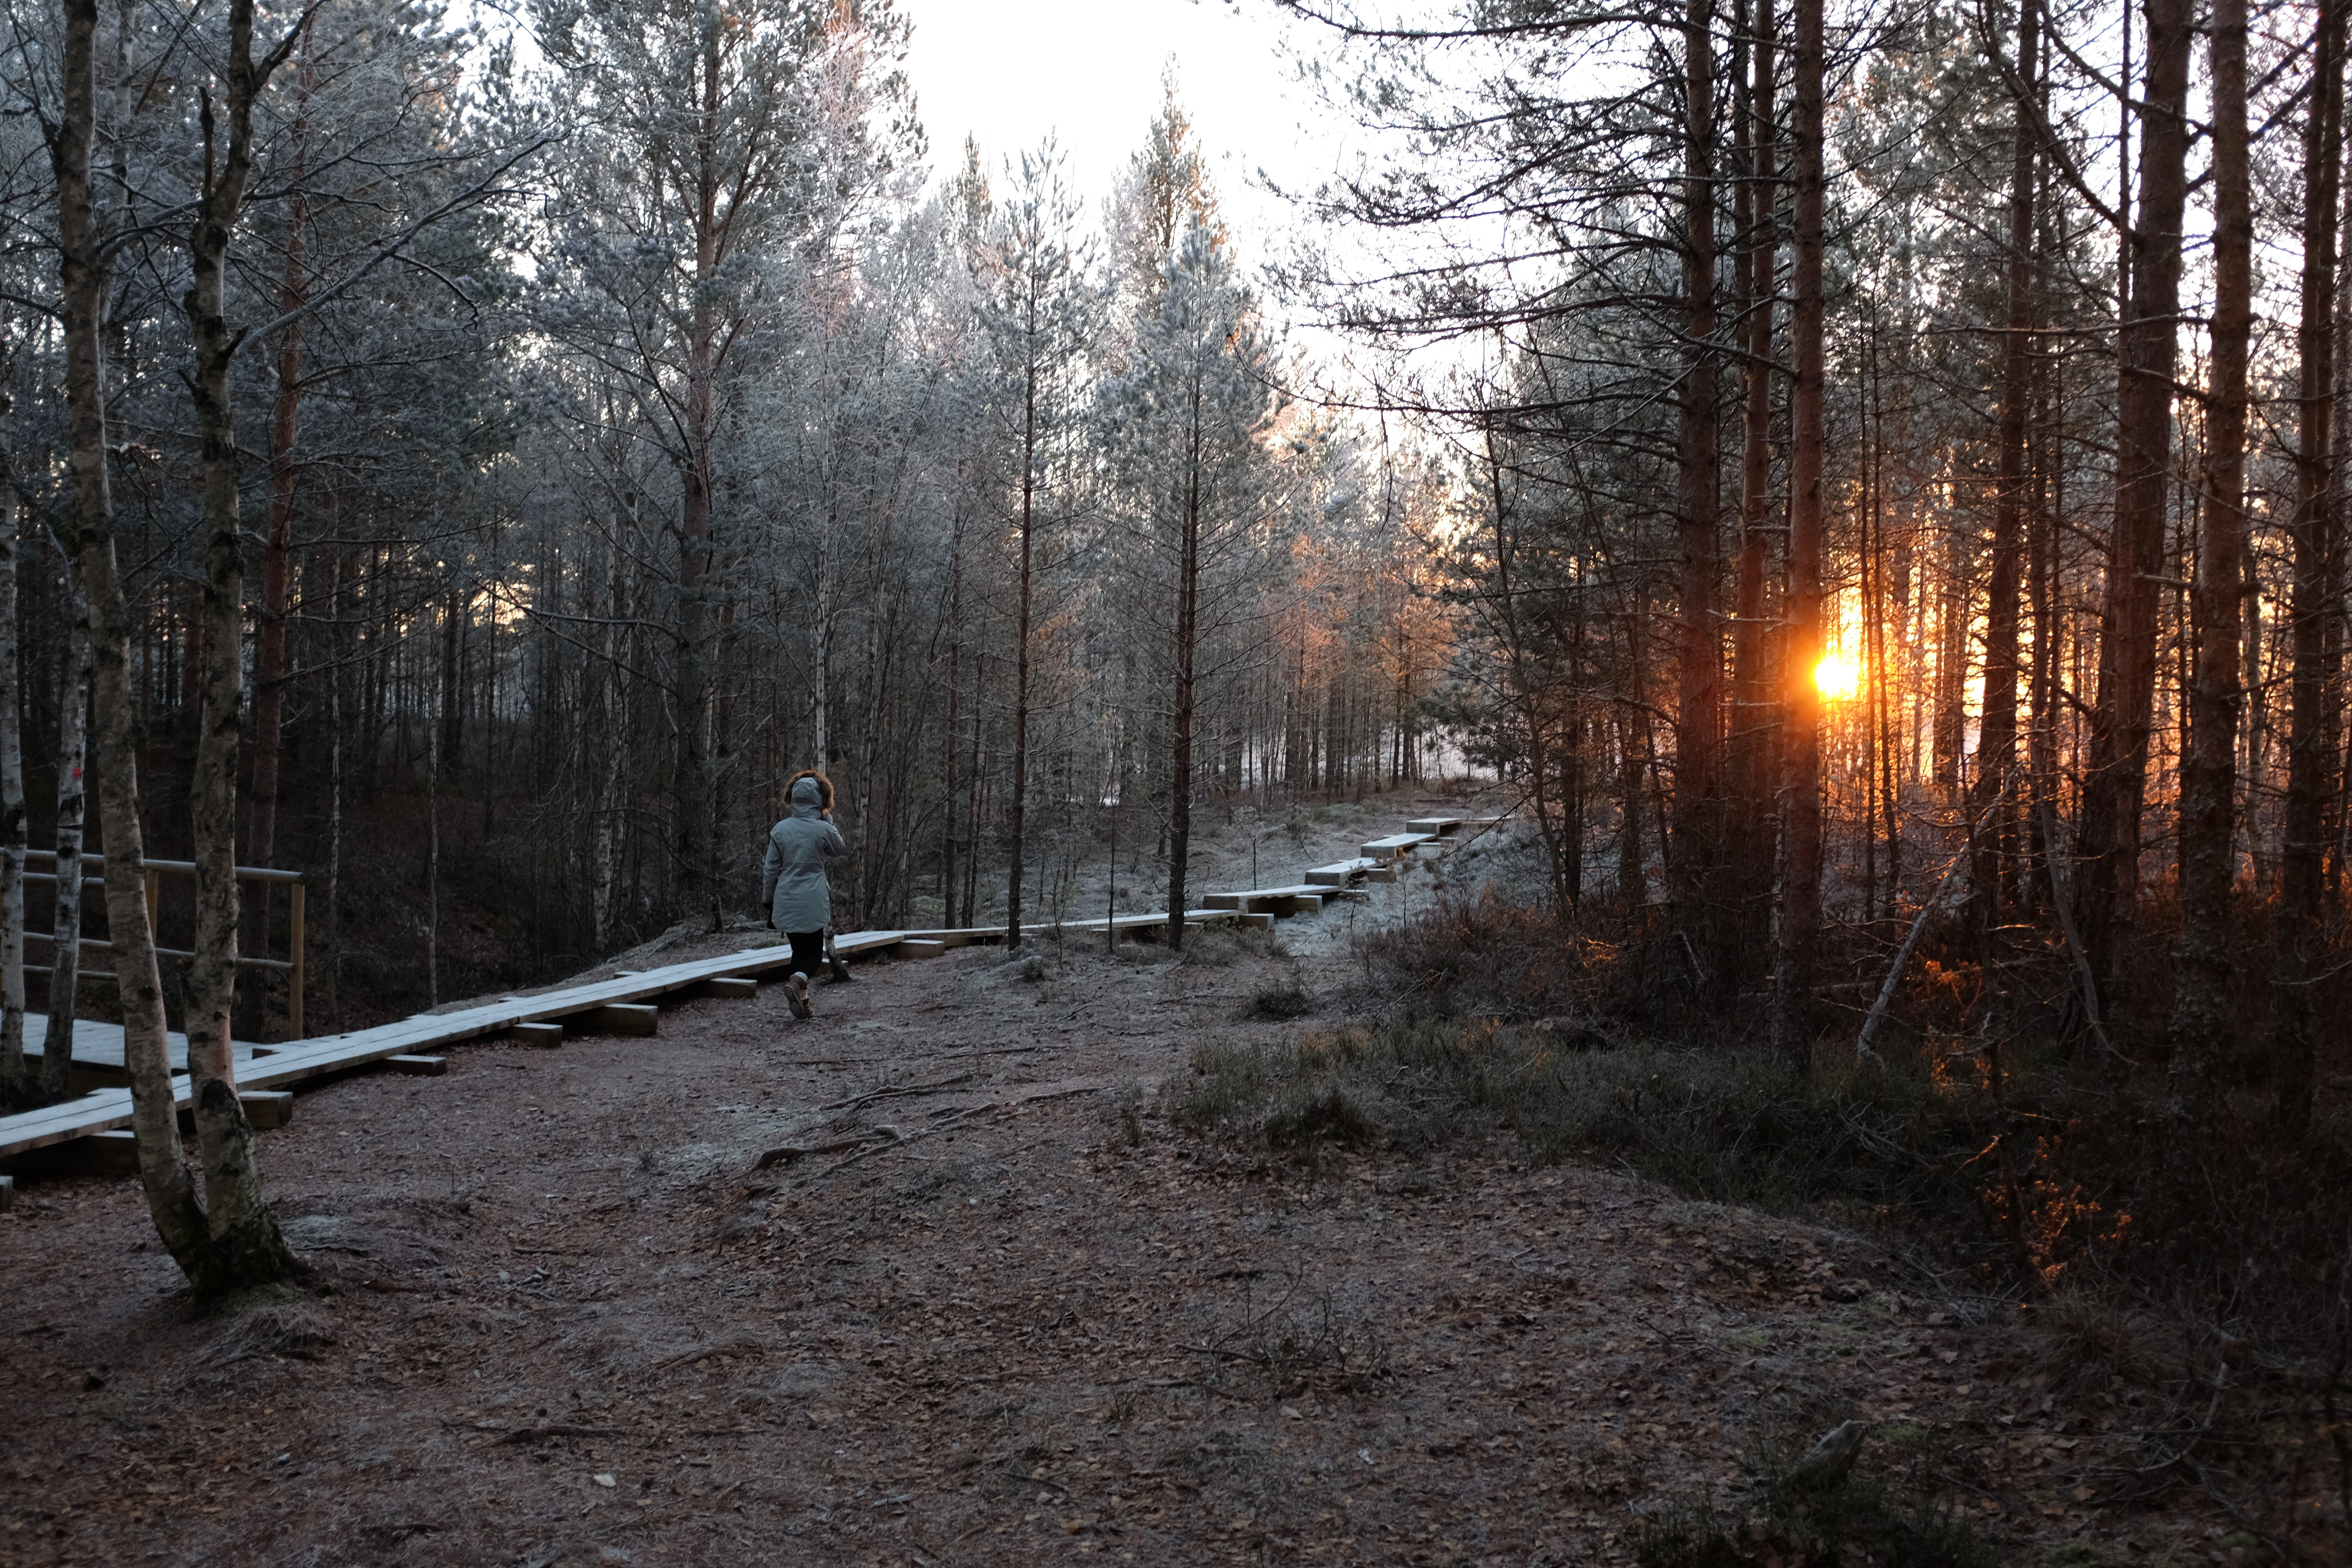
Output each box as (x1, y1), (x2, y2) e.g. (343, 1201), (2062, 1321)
(386, 1055), (447, 1076)
(241, 1090), (294, 1130)
(699, 976), (759, 999)
(508, 1021), (564, 1048)
(577, 1003), (658, 1036)
(1201, 886), (1328, 916)
(3, 1127), (139, 1178)
(177, 1088), (294, 1133)
(894, 939), (947, 959)
(1360, 832), (1437, 860)
(1305, 858), (1385, 887)
(1405, 815), (1508, 836)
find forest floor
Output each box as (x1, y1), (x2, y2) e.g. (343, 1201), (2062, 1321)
(0, 809), (2248, 1568)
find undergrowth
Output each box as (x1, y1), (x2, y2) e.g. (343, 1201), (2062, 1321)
(1171, 890), (2352, 1547)
(1632, 1414), (1995, 1568)
(1321, 891), (2352, 1351)
(1171, 1019), (2018, 1249)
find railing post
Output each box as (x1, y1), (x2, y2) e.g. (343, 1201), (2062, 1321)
(289, 880), (305, 1041)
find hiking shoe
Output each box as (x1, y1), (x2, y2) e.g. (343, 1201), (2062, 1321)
(785, 972), (813, 1020)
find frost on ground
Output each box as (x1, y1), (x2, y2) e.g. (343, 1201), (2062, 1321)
(0, 831), (2225, 1567)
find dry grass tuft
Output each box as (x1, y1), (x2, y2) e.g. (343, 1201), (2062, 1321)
(204, 1299), (337, 1367)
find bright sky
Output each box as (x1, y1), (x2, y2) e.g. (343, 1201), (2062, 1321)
(897, 0), (1329, 261)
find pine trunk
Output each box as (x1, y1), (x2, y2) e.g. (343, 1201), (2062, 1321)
(1728, 0), (1777, 979)
(2168, 0), (2255, 1111)
(246, 27), (309, 880)
(1674, 0), (1725, 970)
(1970, 0), (2038, 929)
(2278, 0), (2347, 1131)
(1165, 455), (1200, 950)
(2078, 0), (2193, 1001)
(1006, 348), (1037, 951)
(673, 16), (725, 929)
(0, 334), (22, 1103)
(1774, 0), (1827, 1070)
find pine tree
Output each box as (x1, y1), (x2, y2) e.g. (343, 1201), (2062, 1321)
(1103, 223), (1281, 947)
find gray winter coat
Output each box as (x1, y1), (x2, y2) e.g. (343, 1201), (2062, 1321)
(761, 777), (847, 933)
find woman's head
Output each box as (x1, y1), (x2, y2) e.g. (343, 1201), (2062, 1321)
(787, 769), (833, 812)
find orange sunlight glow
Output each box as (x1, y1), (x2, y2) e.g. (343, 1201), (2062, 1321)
(1814, 651), (1862, 702)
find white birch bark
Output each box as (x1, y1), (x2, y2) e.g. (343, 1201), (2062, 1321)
(40, 608), (90, 1099)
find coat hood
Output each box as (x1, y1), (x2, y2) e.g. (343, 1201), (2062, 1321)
(790, 776), (825, 816)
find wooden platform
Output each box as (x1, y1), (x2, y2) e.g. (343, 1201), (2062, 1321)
(895, 908), (1259, 944)
(18, 1017), (264, 1074)
(0, 941), (827, 1160)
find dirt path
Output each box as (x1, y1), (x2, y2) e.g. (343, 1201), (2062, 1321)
(1, 923), (2214, 1567)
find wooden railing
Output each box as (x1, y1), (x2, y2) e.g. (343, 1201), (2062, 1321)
(20, 851), (306, 1039)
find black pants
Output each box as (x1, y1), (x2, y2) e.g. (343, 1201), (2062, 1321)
(786, 929), (825, 978)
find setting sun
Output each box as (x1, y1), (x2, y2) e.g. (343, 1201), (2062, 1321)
(1814, 651), (1862, 701)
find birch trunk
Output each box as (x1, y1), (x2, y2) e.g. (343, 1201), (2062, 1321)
(41, 611), (90, 1100)
(174, 0), (299, 1291)
(52, 0), (207, 1262)
(2168, 0), (2254, 1110)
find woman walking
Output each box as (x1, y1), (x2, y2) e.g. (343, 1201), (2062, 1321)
(762, 770), (847, 1019)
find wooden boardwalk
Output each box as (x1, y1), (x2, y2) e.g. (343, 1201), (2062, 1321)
(0, 914), (1237, 1160)
(0, 813), (1507, 1164)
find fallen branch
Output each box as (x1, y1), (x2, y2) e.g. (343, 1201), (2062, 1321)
(1856, 768), (2015, 1062)
(1853, 850), (1968, 1062)
(819, 1071), (975, 1113)
(2036, 800), (2130, 1065)
(799, 1085), (1105, 1182)
(754, 1127), (900, 1170)
(652, 1335), (773, 1372)
(490, 1422), (624, 1446)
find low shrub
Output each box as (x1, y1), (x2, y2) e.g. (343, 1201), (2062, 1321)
(1240, 981), (1315, 1020)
